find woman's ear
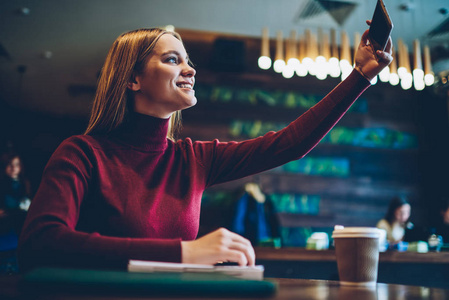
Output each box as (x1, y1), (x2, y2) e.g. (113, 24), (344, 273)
(127, 75), (141, 91)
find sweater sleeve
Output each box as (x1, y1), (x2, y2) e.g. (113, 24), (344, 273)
(18, 137), (181, 271)
(198, 70), (370, 187)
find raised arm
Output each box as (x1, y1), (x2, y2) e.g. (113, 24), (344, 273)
(193, 26), (393, 188)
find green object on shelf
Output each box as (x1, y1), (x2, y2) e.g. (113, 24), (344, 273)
(271, 193), (320, 214)
(259, 237), (282, 248)
(229, 119), (418, 149)
(278, 157), (350, 177)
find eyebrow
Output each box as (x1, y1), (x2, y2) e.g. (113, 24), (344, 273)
(161, 50), (189, 61)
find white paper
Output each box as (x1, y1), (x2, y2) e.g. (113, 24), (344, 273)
(128, 260), (264, 280)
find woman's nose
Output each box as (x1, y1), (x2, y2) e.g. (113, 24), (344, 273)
(182, 63), (196, 77)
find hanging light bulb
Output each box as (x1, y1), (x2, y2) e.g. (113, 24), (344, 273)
(258, 27), (272, 70)
(412, 39), (425, 91)
(400, 78), (413, 90)
(316, 29), (329, 80)
(423, 45), (435, 86)
(397, 39), (407, 80)
(378, 38), (390, 82)
(282, 31), (295, 78)
(302, 29), (315, 76)
(287, 30), (300, 69)
(282, 66), (295, 78)
(379, 66), (390, 82)
(273, 31), (285, 73)
(328, 28), (340, 78)
(165, 25), (175, 32)
(389, 46), (400, 86)
(402, 43), (413, 89)
(296, 36), (308, 77)
(340, 31), (352, 81)
(414, 79), (425, 91)
(309, 31), (319, 76)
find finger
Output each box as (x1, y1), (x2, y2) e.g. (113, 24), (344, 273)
(366, 19), (372, 26)
(227, 231), (253, 246)
(228, 241), (255, 266)
(218, 249), (248, 266)
(226, 232), (256, 264)
(360, 29), (370, 46)
(225, 232), (255, 266)
(376, 50), (393, 63)
(214, 229), (255, 266)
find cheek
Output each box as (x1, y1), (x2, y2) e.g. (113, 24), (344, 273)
(5, 167), (13, 176)
(149, 71), (175, 92)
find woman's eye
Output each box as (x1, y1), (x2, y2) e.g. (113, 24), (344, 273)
(167, 56), (178, 64)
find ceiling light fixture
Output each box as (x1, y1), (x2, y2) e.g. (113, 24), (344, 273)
(423, 45), (435, 86)
(258, 27), (272, 70)
(257, 28), (434, 91)
(273, 31), (285, 73)
(389, 47), (400, 86)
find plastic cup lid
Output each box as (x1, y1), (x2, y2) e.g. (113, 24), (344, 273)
(332, 227), (381, 238)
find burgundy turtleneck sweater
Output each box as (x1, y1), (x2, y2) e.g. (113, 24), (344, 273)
(18, 70), (370, 270)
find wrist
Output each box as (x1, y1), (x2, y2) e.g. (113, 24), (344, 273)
(181, 241), (190, 263)
(354, 65), (372, 82)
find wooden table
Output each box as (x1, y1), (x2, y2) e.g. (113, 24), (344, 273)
(1, 274), (448, 299)
(255, 247), (449, 289)
(255, 247), (449, 263)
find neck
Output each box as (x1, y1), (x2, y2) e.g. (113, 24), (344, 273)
(111, 111), (170, 151)
(133, 100), (174, 119)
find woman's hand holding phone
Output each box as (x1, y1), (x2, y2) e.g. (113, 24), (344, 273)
(354, 20), (393, 82)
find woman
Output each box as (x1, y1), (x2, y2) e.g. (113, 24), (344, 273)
(377, 196), (412, 245)
(0, 153), (31, 235)
(18, 25), (392, 271)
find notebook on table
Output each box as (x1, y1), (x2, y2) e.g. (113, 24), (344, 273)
(128, 259), (265, 280)
(22, 267), (277, 297)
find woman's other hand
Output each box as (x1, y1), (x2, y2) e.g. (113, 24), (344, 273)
(354, 20), (393, 81)
(181, 227), (255, 266)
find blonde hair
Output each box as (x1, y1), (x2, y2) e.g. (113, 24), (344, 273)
(84, 28), (182, 140)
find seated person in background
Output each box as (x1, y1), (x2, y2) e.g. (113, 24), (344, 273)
(433, 199), (449, 244)
(0, 153), (32, 235)
(231, 182), (281, 246)
(377, 196), (412, 246)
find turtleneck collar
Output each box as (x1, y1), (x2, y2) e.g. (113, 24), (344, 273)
(111, 112), (170, 152)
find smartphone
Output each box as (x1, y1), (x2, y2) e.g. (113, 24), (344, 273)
(368, 0), (393, 52)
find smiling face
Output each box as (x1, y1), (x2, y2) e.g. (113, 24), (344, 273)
(129, 34), (197, 118)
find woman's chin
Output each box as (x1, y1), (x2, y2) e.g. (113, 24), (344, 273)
(184, 97), (197, 109)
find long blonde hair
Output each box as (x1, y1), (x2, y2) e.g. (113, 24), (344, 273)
(84, 28), (182, 140)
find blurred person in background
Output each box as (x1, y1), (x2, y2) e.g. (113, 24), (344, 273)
(432, 198), (449, 244)
(231, 182), (281, 247)
(0, 153), (31, 235)
(377, 196), (412, 246)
